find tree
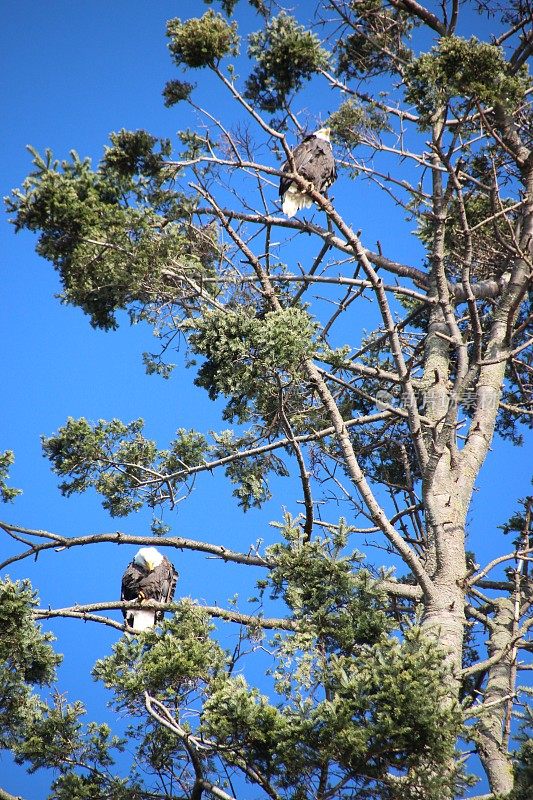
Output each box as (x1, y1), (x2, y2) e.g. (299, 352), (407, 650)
(2, 1), (533, 798)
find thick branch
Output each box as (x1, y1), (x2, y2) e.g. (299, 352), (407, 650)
(0, 789), (24, 800)
(34, 600), (296, 631)
(0, 523), (268, 570)
(388, 0), (446, 33)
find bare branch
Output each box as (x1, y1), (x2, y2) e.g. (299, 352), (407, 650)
(193, 182), (435, 600)
(463, 694), (516, 720)
(194, 206), (429, 288)
(467, 551), (523, 587)
(0, 523), (269, 571)
(461, 645), (512, 679)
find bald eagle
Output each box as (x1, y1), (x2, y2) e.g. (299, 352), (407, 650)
(121, 547), (178, 632)
(279, 127), (336, 218)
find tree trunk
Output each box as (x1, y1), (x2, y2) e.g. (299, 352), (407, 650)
(473, 598), (515, 796)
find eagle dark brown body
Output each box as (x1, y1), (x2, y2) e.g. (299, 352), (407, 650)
(279, 127), (336, 217)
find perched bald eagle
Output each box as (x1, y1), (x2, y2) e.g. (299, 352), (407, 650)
(121, 547), (178, 632)
(279, 127), (336, 218)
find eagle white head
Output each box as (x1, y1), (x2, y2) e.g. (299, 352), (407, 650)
(134, 547), (164, 572)
(314, 126), (331, 142)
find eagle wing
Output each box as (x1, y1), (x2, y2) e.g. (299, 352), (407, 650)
(153, 556), (179, 623)
(121, 562), (144, 615)
(279, 134), (315, 197)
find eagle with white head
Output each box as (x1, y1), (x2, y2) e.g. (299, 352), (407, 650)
(121, 547), (178, 632)
(279, 127), (336, 218)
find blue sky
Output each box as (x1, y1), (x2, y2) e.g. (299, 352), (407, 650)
(1, 2), (532, 797)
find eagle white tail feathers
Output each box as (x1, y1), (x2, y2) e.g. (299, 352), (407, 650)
(281, 184), (314, 218)
(126, 608), (156, 632)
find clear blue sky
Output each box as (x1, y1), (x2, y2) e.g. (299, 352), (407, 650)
(1, 2), (531, 797)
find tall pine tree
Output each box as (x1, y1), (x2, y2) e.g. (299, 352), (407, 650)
(2, 2), (533, 798)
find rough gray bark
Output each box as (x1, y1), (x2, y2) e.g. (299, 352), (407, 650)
(474, 598), (515, 795)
